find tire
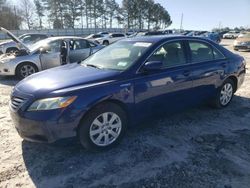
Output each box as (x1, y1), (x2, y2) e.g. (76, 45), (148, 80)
(78, 102), (127, 151)
(212, 78), (235, 108)
(16, 62), (38, 79)
(6, 47), (19, 54)
(103, 41), (109, 46)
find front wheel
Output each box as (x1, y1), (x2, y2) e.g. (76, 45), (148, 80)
(78, 103), (127, 151)
(212, 79), (235, 108)
(16, 63), (38, 79)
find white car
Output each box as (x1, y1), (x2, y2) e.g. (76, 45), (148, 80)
(95, 33), (126, 45)
(223, 31), (240, 39)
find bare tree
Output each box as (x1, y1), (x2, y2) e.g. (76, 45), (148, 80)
(34, 0), (45, 29)
(20, 0), (35, 29)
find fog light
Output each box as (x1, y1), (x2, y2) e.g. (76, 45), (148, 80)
(3, 69), (9, 72)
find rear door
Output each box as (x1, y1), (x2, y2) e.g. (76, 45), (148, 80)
(186, 40), (228, 101)
(69, 39), (91, 63)
(40, 40), (62, 70)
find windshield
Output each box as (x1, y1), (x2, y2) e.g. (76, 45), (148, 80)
(29, 38), (52, 52)
(81, 41), (152, 71)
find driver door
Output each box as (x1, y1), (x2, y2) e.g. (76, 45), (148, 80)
(40, 40), (62, 70)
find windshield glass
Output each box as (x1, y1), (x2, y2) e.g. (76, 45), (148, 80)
(81, 41), (152, 71)
(29, 38), (52, 52)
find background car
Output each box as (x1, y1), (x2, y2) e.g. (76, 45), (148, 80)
(200, 32), (221, 43)
(0, 30), (48, 54)
(223, 31), (240, 39)
(9, 36), (246, 150)
(97, 31), (109, 37)
(95, 33), (126, 45)
(85, 34), (104, 41)
(0, 32), (103, 79)
(233, 32), (250, 51)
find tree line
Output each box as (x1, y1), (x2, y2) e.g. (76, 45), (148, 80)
(0, 0), (172, 30)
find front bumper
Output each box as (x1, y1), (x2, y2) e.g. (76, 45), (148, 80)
(0, 62), (15, 76)
(10, 109), (81, 143)
(9, 91), (85, 143)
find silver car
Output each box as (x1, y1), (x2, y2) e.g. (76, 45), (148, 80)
(0, 29), (104, 79)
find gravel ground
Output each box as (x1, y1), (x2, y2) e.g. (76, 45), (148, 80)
(0, 39), (250, 188)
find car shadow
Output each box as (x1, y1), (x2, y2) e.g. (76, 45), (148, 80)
(0, 76), (19, 86)
(21, 95), (250, 187)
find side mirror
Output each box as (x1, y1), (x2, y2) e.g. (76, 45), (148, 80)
(142, 61), (163, 72)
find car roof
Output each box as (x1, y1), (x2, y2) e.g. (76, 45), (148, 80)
(45, 36), (86, 41)
(124, 35), (213, 43)
(19, 33), (48, 36)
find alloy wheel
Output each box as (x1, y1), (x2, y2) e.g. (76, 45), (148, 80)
(89, 112), (122, 146)
(20, 65), (36, 78)
(220, 83), (233, 106)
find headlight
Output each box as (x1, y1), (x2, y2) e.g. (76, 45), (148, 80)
(28, 96), (77, 111)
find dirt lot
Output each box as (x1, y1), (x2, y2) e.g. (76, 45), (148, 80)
(0, 39), (250, 188)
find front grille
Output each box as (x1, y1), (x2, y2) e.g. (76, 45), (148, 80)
(10, 97), (26, 111)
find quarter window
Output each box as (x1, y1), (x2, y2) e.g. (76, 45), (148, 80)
(148, 42), (186, 68)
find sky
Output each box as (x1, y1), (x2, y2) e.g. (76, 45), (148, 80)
(117, 0), (250, 30)
(9, 0), (250, 31)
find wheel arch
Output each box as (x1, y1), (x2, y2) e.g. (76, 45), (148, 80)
(226, 75), (238, 93)
(76, 98), (129, 131)
(15, 61), (39, 75)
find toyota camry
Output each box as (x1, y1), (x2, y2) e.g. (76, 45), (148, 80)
(10, 35), (246, 150)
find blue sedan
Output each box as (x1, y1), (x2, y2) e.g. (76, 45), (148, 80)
(10, 36), (246, 150)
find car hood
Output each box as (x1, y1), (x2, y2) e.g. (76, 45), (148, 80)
(0, 27), (30, 52)
(15, 63), (120, 97)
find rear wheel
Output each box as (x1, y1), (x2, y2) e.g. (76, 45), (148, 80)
(78, 103), (127, 151)
(103, 41), (109, 46)
(212, 79), (235, 108)
(16, 62), (38, 79)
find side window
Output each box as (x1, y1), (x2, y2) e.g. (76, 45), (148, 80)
(71, 40), (89, 50)
(189, 42), (214, 62)
(47, 40), (61, 53)
(148, 42), (186, 68)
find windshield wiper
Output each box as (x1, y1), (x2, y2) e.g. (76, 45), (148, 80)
(85, 64), (102, 69)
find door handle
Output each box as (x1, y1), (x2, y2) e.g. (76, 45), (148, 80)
(183, 70), (191, 77)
